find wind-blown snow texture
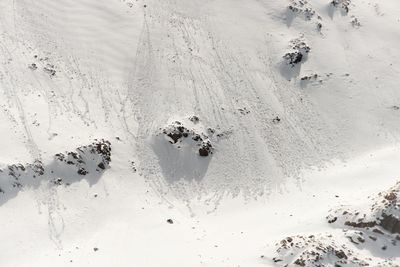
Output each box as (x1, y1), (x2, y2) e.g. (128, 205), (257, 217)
(0, 0), (400, 266)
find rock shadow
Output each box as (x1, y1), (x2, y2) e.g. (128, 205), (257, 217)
(151, 135), (212, 183)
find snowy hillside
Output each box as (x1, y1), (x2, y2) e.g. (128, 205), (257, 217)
(0, 0), (400, 266)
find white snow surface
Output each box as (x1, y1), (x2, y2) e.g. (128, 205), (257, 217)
(0, 0), (400, 266)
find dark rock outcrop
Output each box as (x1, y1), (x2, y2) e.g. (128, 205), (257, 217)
(161, 120), (214, 157)
(0, 140), (111, 198)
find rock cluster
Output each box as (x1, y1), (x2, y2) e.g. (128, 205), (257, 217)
(273, 234), (370, 267)
(286, 0), (323, 32)
(331, 0), (352, 14)
(300, 74), (318, 81)
(161, 120), (213, 157)
(1, 160), (45, 191)
(55, 139), (112, 175)
(283, 38), (311, 67)
(28, 55), (57, 77)
(287, 0), (320, 21)
(316, 181), (400, 266)
(0, 140), (111, 195)
(329, 182), (400, 233)
(271, 182), (400, 266)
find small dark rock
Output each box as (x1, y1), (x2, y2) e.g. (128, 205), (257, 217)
(335, 250), (347, 259)
(28, 63), (37, 70)
(199, 147), (209, 157)
(77, 168), (88, 175)
(328, 217), (338, 224)
(97, 162), (106, 170)
(272, 116), (281, 123)
(189, 115), (200, 123)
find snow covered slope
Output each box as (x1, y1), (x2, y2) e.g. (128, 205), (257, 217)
(0, 0), (400, 266)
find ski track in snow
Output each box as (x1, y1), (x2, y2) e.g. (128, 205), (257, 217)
(1, 0), (398, 198)
(126, 0), (344, 201)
